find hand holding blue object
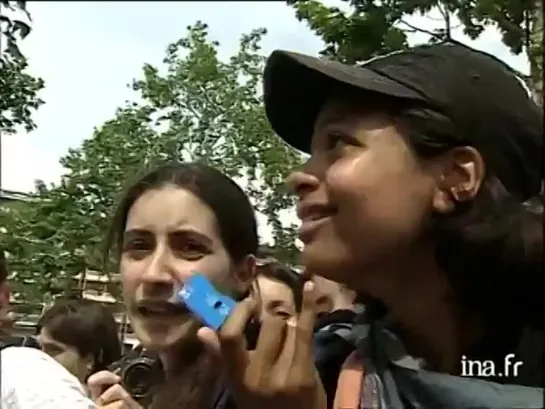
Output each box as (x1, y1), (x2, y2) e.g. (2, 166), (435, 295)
(176, 273), (236, 330)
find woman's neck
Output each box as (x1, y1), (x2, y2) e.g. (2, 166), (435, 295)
(158, 340), (204, 379)
(359, 248), (486, 373)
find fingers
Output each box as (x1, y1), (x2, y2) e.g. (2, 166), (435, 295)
(87, 370), (121, 401)
(96, 384), (142, 408)
(217, 297), (255, 378)
(99, 403), (129, 409)
(197, 326), (222, 357)
(294, 281), (319, 368)
(250, 315), (286, 373)
(273, 318), (297, 378)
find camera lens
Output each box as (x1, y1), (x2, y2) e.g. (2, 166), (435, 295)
(123, 362), (154, 398)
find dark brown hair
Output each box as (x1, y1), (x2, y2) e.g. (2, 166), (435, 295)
(257, 263), (303, 312)
(393, 104), (543, 328)
(36, 299), (122, 373)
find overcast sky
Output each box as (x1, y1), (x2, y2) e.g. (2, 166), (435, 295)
(2, 1), (528, 195)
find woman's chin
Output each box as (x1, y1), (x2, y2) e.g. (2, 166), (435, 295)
(302, 241), (351, 279)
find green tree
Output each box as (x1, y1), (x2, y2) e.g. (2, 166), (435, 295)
(288, 0), (542, 103)
(1, 0), (31, 59)
(0, 0), (42, 134)
(0, 58), (44, 135)
(0, 22), (302, 302)
(1, 0), (44, 189)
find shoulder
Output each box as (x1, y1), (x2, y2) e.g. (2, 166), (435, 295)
(2, 346), (70, 377)
(1, 347), (96, 409)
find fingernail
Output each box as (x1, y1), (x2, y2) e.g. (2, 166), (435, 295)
(304, 281), (314, 292)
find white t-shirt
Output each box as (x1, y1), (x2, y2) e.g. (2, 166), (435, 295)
(1, 346), (96, 409)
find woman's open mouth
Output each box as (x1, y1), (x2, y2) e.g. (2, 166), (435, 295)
(136, 300), (189, 319)
(297, 204), (337, 243)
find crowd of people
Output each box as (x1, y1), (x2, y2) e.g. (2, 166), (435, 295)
(1, 41), (543, 409)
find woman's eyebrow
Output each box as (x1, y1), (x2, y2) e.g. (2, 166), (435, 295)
(122, 228), (150, 241)
(169, 229), (214, 247)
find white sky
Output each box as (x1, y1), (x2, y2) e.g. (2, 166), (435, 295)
(1, 1), (529, 239)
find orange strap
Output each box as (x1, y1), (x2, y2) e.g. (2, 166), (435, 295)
(333, 350), (364, 409)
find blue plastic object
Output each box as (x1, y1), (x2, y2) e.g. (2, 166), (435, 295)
(176, 273), (236, 330)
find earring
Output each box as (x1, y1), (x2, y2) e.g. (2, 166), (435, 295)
(450, 186), (466, 202)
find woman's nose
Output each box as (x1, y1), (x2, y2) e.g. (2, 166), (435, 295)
(286, 169), (320, 200)
(141, 248), (176, 284)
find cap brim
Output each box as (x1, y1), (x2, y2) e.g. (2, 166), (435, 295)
(263, 50), (424, 153)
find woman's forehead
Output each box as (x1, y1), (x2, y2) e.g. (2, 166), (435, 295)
(316, 94), (391, 126)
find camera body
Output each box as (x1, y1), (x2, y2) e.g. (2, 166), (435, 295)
(108, 351), (163, 403)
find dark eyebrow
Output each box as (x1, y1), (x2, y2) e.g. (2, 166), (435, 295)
(169, 229), (214, 247)
(266, 300), (288, 309)
(316, 114), (344, 130)
(315, 295), (331, 305)
(122, 229), (152, 242)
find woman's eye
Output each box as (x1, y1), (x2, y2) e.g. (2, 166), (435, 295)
(173, 241), (208, 259)
(123, 239), (149, 251)
(122, 239), (151, 259)
(275, 310), (292, 320)
(326, 131), (354, 151)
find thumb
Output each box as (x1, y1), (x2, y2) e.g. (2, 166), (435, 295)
(197, 326), (221, 357)
(87, 370), (120, 400)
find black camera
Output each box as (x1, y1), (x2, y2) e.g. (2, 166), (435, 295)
(108, 352), (163, 403)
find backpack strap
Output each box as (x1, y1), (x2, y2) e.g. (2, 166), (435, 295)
(333, 350), (364, 409)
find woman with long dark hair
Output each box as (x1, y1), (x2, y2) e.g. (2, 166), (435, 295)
(88, 162), (259, 409)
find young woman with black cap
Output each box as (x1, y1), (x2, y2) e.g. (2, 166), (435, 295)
(202, 43), (544, 409)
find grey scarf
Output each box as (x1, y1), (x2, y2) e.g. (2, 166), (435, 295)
(351, 315), (544, 409)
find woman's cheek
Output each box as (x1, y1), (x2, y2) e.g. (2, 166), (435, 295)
(326, 154), (374, 197)
(174, 255), (232, 289)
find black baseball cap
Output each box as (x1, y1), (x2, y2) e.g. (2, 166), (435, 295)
(263, 43), (543, 200)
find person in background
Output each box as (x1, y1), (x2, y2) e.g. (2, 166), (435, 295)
(36, 299), (122, 385)
(311, 275), (361, 409)
(312, 275), (359, 319)
(254, 249), (303, 322)
(1, 257), (96, 408)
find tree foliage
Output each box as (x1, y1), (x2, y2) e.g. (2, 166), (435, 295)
(288, 0), (542, 102)
(0, 1), (44, 135)
(0, 22), (302, 302)
(1, 0), (31, 59)
(0, 58), (44, 134)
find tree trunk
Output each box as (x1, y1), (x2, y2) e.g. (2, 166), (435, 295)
(528, 0), (543, 106)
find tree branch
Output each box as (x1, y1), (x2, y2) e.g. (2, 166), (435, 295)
(399, 19), (443, 39)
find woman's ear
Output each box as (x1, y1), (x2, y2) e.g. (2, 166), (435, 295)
(432, 146), (485, 213)
(85, 354), (95, 373)
(232, 254), (256, 296)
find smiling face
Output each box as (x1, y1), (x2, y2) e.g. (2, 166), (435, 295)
(120, 185), (238, 352)
(288, 97), (440, 288)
